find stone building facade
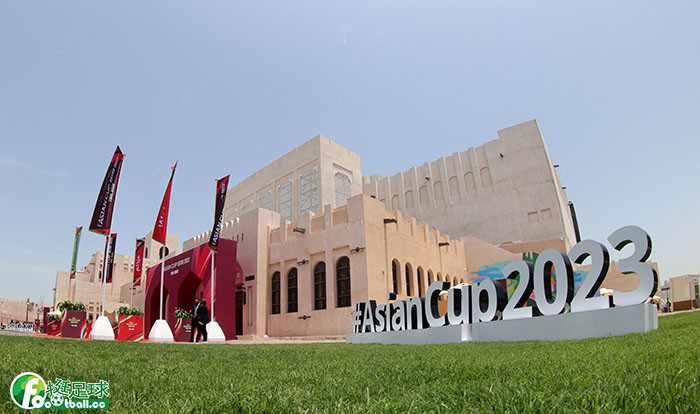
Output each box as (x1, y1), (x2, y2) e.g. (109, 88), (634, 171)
(50, 120), (665, 339)
(362, 120), (578, 254)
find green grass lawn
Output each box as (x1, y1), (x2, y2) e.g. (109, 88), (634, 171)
(2, 311), (699, 413)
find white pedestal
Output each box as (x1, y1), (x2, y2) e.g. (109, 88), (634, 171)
(148, 319), (174, 343)
(206, 321), (226, 343)
(90, 316), (115, 341)
(347, 304), (658, 344)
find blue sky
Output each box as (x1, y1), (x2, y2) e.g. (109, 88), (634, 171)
(1, 1), (698, 304)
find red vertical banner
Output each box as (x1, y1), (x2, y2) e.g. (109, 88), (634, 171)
(133, 238), (145, 286)
(208, 175), (230, 251)
(152, 162), (177, 245)
(69, 226), (83, 279)
(89, 146), (124, 235)
(105, 233), (117, 283)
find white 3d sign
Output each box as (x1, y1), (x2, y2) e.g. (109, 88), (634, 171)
(351, 225), (658, 335)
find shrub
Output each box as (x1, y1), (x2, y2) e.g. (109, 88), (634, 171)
(57, 301), (86, 312)
(174, 308), (193, 319)
(118, 306), (144, 316)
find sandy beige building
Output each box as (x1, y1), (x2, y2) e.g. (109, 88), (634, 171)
(51, 120), (667, 338)
(176, 121), (582, 337)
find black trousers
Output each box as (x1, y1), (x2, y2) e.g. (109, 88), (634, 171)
(196, 321), (208, 342)
(189, 319), (199, 342)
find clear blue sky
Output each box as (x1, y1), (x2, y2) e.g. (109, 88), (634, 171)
(1, 1), (698, 304)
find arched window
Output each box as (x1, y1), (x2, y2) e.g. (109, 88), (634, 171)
(480, 167), (492, 187)
(417, 267), (424, 297)
(464, 172), (476, 196)
(428, 270), (434, 285)
(257, 190), (272, 210)
(449, 176), (460, 202)
(334, 172), (352, 207)
(287, 268), (298, 313)
(392, 259), (400, 294)
(300, 168), (319, 213)
(419, 186), (428, 208)
(391, 194), (400, 210)
(271, 272), (281, 314)
(434, 181), (444, 205)
(437, 272), (442, 282)
(336, 257), (351, 307)
(278, 181), (293, 221)
(405, 190), (414, 209)
(453, 277), (458, 286)
(314, 262), (326, 310)
(445, 275), (451, 287)
(405, 263), (413, 297)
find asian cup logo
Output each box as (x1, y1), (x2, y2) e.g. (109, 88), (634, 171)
(10, 372), (47, 409)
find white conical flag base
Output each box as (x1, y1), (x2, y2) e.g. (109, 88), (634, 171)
(148, 319), (174, 343)
(206, 321), (226, 343)
(91, 316), (115, 341)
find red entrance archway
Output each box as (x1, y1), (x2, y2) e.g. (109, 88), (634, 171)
(144, 239), (238, 339)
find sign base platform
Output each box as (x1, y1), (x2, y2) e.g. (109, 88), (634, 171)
(347, 303), (658, 345)
(90, 316), (115, 341)
(148, 319), (174, 343)
(206, 321), (226, 343)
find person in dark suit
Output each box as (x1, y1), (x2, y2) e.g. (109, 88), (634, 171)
(189, 298), (200, 342)
(195, 299), (209, 342)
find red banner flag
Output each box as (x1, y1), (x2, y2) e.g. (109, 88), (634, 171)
(105, 233), (117, 283)
(152, 162), (177, 245)
(69, 226), (83, 279)
(133, 238), (145, 286)
(89, 146), (124, 235)
(208, 175), (230, 251)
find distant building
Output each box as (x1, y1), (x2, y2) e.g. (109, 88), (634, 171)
(0, 298), (43, 325)
(668, 274), (699, 311)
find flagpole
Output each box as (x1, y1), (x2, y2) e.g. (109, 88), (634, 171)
(211, 250), (216, 321)
(100, 234), (110, 316)
(205, 176), (228, 342)
(148, 162), (177, 343)
(159, 244), (165, 320)
(90, 233), (115, 340)
(88, 146), (123, 341)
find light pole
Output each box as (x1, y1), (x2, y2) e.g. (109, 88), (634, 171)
(25, 299), (30, 323)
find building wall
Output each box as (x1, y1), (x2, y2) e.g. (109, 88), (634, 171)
(185, 208), (280, 338)
(183, 193), (533, 338)
(669, 274), (699, 311)
(0, 298), (43, 325)
(223, 135), (362, 223)
(362, 119), (577, 250)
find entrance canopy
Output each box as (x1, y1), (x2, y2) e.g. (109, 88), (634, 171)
(145, 239), (238, 339)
